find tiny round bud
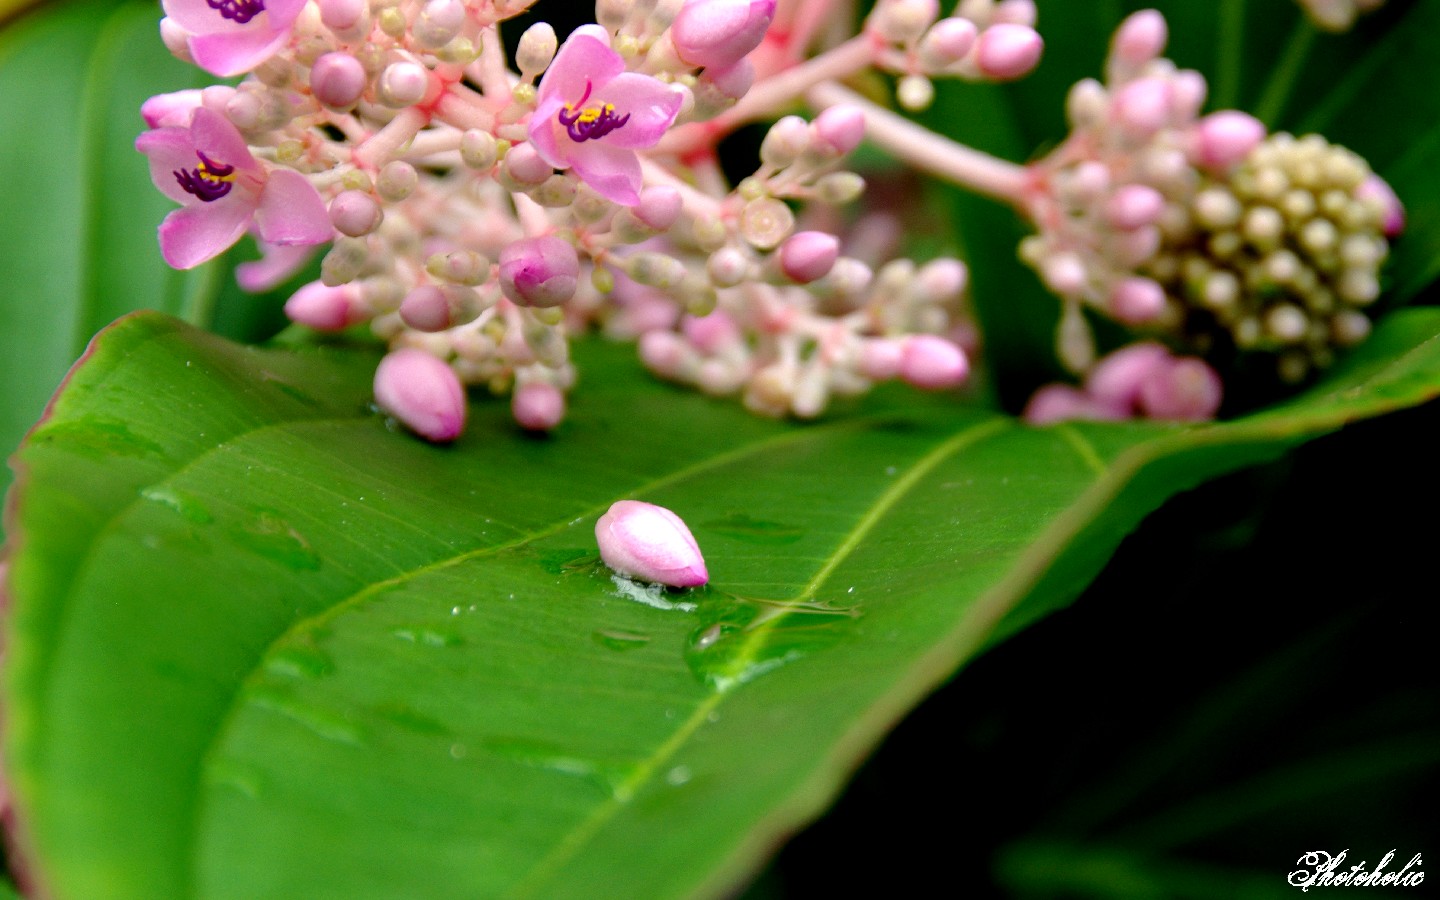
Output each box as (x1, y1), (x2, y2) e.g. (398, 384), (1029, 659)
(1106, 184), (1165, 230)
(778, 231), (840, 283)
(374, 348), (466, 442)
(739, 197), (796, 250)
(760, 115), (810, 168)
(499, 236), (580, 307)
(858, 338), (904, 380)
(1040, 252), (1087, 296)
(1112, 9), (1167, 67)
(1111, 77), (1171, 136)
(330, 190), (383, 237)
(918, 17), (977, 68)
(595, 500), (708, 587)
(1109, 277), (1167, 324)
(504, 142), (552, 185)
(1356, 174), (1404, 237)
(682, 310), (742, 353)
(897, 74), (935, 111)
(812, 105), (866, 155)
(873, 0), (939, 43)
(707, 247), (750, 287)
(1137, 357), (1223, 421)
(286, 282), (367, 330)
(311, 52), (368, 109)
(816, 172), (866, 205)
(378, 61), (429, 108)
(973, 23), (1043, 81)
(318, 0), (365, 31)
(899, 335), (969, 389)
(377, 160), (418, 201)
(512, 382), (566, 431)
(1084, 341), (1171, 409)
(634, 185), (683, 230)
(1193, 111), (1266, 172)
(517, 22), (558, 77)
(460, 129), (498, 169)
(399, 284), (484, 331)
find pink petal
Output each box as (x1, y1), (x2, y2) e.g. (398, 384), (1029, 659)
(254, 169), (332, 245)
(236, 239), (314, 291)
(189, 108), (259, 173)
(597, 73), (682, 149)
(162, 0), (244, 35)
(570, 142), (643, 206)
(537, 33), (624, 108)
(136, 127), (202, 205)
(263, 0), (308, 28)
(190, 25), (290, 77)
(158, 199), (253, 269)
(527, 96), (573, 169)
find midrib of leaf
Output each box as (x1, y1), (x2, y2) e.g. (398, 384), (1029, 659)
(507, 416), (1014, 897)
(182, 413), (895, 897)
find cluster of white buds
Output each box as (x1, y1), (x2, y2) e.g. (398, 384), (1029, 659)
(1296, 0), (1386, 32)
(1017, 9), (1401, 387)
(138, 0), (1041, 440)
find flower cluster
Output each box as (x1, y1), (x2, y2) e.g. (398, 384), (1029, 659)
(138, 0), (1046, 439)
(138, 0), (1397, 435)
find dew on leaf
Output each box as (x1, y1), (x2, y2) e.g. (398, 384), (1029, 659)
(592, 629), (652, 651)
(234, 509), (320, 570)
(140, 485), (213, 523)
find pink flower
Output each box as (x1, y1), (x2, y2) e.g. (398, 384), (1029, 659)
(161, 0), (307, 77)
(595, 500), (709, 587)
(529, 27), (682, 206)
(137, 108), (331, 269)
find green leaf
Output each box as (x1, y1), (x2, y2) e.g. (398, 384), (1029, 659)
(7, 309), (1440, 899)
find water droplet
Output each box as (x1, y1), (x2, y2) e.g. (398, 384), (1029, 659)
(392, 627), (463, 647)
(538, 548), (599, 575)
(706, 711), (721, 723)
(665, 765), (692, 786)
(248, 687), (364, 746)
(449, 743), (468, 759)
(592, 630), (652, 651)
(235, 509), (320, 570)
(684, 590), (861, 691)
(486, 739), (638, 800)
(702, 513), (806, 545)
(885, 466), (898, 475)
(140, 485), (213, 523)
(264, 644), (333, 679)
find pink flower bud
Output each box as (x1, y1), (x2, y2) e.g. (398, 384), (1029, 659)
(918, 17), (977, 67)
(378, 61), (430, 108)
(634, 186), (683, 231)
(329, 190), (382, 236)
(1111, 77), (1171, 136)
(595, 500), (708, 587)
(1137, 357), (1222, 421)
(499, 236), (580, 308)
(778, 231), (839, 283)
(639, 330), (692, 377)
(285, 281), (367, 331)
(141, 90), (205, 128)
(1023, 384), (1129, 425)
(1108, 277), (1167, 325)
(1040, 252), (1087, 296)
(1112, 9), (1167, 67)
(373, 348), (466, 442)
(812, 105), (865, 155)
(512, 382), (566, 431)
(1357, 174), (1405, 237)
(973, 23), (1043, 81)
(899, 335), (968, 389)
(994, 0), (1036, 26)
(858, 338), (904, 380)
(670, 0), (776, 69)
(1106, 184), (1165, 230)
(700, 59), (755, 101)
(399, 284), (483, 331)
(1192, 111), (1265, 172)
(311, 52), (368, 110)
(1084, 341), (1171, 409)
(318, 0), (365, 31)
(681, 310), (742, 353)
(504, 142), (553, 185)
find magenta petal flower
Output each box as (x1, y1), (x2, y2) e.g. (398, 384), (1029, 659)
(529, 29), (682, 206)
(162, 0), (307, 77)
(137, 108), (330, 270)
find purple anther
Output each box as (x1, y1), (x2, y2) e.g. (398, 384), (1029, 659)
(557, 81), (631, 143)
(173, 152), (237, 202)
(206, 0), (265, 23)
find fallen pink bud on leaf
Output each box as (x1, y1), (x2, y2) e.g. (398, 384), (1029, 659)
(596, 500), (709, 588)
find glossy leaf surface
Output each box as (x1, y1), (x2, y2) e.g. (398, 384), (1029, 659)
(7, 309), (1440, 898)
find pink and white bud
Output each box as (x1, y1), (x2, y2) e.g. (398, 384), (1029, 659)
(700, 59), (755, 101)
(1357, 174), (1405, 237)
(373, 348), (467, 442)
(899, 335), (968, 389)
(378, 61), (430, 108)
(812, 105), (866, 156)
(1111, 77), (1171, 136)
(639, 330), (693, 378)
(918, 17), (977, 68)
(414, 0), (466, 47)
(761, 115), (811, 167)
(399, 284), (483, 331)
(1108, 276), (1167, 324)
(913, 258), (968, 303)
(1192, 111), (1266, 172)
(1040, 252), (1087, 296)
(873, 0), (939, 44)
(516, 22), (558, 77)
(858, 338), (904, 380)
(1112, 9), (1167, 68)
(1170, 70), (1207, 120)
(682, 310), (742, 352)
(329, 190), (383, 237)
(159, 17), (193, 64)
(141, 90), (205, 128)
(670, 0), (776, 69)
(1084, 341), (1171, 409)
(1023, 384), (1130, 425)
(512, 382), (566, 431)
(706, 247), (751, 287)
(973, 23), (1043, 81)
(634, 186), (683, 231)
(1137, 356), (1222, 421)
(311, 52), (367, 109)
(499, 236), (580, 307)
(595, 500), (708, 588)
(778, 231), (840, 283)
(318, 0), (365, 31)
(285, 281), (367, 331)
(504, 142), (553, 185)
(993, 0), (1037, 26)
(1106, 184), (1165, 230)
